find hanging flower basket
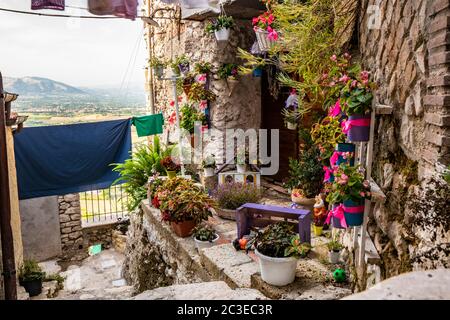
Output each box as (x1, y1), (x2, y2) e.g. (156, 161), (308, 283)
(153, 65), (165, 79)
(255, 28), (275, 52)
(178, 62), (190, 75)
(215, 28), (230, 41)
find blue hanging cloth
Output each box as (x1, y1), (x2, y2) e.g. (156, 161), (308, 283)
(14, 119), (132, 200)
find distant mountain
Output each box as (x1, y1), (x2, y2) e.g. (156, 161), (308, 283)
(3, 76), (86, 96)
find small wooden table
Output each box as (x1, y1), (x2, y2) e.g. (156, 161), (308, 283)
(236, 203), (311, 244)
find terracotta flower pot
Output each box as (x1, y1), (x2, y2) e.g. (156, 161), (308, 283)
(183, 84), (192, 96)
(171, 220), (197, 237)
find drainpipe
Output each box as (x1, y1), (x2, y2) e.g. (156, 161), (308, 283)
(0, 72), (17, 300)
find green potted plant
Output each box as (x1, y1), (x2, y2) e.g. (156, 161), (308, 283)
(180, 103), (206, 146)
(285, 146), (323, 207)
(252, 10), (278, 52)
(202, 154), (216, 177)
(187, 82), (217, 103)
(205, 15), (234, 41)
(326, 164), (371, 227)
(311, 116), (346, 163)
(149, 56), (166, 79)
(171, 54), (190, 75)
(218, 63), (239, 95)
(156, 177), (216, 237)
(194, 62), (212, 88)
(327, 237), (343, 264)
(281, 108), (302, 130)
(212, 182), (261, 220)
(249, 222), (311, 286)
(19, 260), (46, 297)
(160, 156), (181, 178)
(192, 224), (219, 251)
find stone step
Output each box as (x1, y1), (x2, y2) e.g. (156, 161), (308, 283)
(132, 281), (267, 300)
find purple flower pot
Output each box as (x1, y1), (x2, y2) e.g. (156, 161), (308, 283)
(336, 143), (355, 166)
(343, 199), (365, 226)
(347, 114), (370, 142)
(178, 63), (190, 75)
(331, 203), (346, 229)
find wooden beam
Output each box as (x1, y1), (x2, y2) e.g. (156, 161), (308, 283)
(0, 72), (17, 300)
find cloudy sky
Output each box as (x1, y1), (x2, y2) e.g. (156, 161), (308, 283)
(0, 0), (147, 88)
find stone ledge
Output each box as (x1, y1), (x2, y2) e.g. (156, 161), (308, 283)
(428, 15), (450, 34)
(424, 95), (450, 106)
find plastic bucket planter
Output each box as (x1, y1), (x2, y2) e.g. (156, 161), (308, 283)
(252, 68), (263, 77)
(347, 114), (371, 142)
(214, 28), (230, 41)
(22, 279), (43, 297)
(343, 199), (365, 226)
(194, 234), (219, 251)
(255, 249), (298, 286)
(331, 203), (346, 229)
(336, 143), (355, 166)
(313, 225), (323, 236)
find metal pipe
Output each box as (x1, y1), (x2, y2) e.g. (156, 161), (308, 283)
(0, 72), (17, 300)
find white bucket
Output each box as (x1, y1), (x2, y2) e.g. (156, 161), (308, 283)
(215, 28), (230, 41)
(204, 167), (215, 177)
(255, 249), (298, 286)
(286, 122), (297, 130)
(329, 251), (340, 264)
(194, 234), (219, 251)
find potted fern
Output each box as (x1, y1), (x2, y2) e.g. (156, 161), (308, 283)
(149, 57), (166, 79)
(192, 224), (219, 251)
(19, 260), (46, 297)
(205, 15), (234, 41)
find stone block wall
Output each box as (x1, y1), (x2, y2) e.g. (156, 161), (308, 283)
(82, 224), (114, 250)
(358, 0), (450, 278)
(149, 3), (262, 160)
(58, 194), (83, 253)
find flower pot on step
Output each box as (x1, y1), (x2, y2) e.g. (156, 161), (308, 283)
(346, 114), (371, 142)
(329, 250), (341, 264)
(166, 170), (177, 178)
(194, 233), (219, 251)
(22, 279), (43, 297)
(313, 225), (323, 236)
(214, 28), (230, 41)
(255, 249), (298, 286)
(171, 220), (196, 237)
(343, 199), (365, 226)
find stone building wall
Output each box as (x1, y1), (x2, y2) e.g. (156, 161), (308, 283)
(58, 194), (85, 260)
(358, 0), (450, 278)
(149, 3), (261, 160)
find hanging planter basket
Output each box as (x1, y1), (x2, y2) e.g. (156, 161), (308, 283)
(215, 28), (230, 41)
(343, 199), (365, 227)
(346, 114), (371, 142)
(178, 62), (190, 75)
(255, 28), (275, 52)
(153, 65), (165, 79)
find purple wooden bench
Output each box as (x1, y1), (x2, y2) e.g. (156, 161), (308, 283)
(236, 203), (311, 244)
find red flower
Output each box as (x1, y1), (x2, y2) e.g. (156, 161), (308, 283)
(152, 196), (160, 208)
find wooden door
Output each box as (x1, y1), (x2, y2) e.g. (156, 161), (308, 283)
(261, 76), (298, 182)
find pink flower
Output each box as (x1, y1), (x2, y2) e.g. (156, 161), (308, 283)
(339, 74), (350, 83)
(360, 191), (366, 197)
(268, 14), (274, 24)
(199, 100), (208, 110)
(328, 100), (341, 117)
(329, 81), (336, 87)
(361, 71), (369, 81)
(363, 180), (370, 188)
(170, 100), (175, 107)
(338, 174), (348, 185)
(267, 28), (278, 41)
(330, 55), (337, 62)
(322, 73), (329, 80)
(330, 152), (339, 167)
(168, 111), (176, 125)
(197, 74), (207, 83)
(344, 52), (351, 60)
(252, 17), (259, 25)
(351, 80), (358, 88)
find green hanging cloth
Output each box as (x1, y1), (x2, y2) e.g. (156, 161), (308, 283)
(131, 113), (164, 137)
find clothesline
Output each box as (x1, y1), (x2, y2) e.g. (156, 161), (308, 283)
(0, 7), (173, 19)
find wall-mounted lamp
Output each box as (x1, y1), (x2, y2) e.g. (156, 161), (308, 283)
(141, 16), (160, 27)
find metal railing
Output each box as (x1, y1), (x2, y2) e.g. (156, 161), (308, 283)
(79, 184), (128, 226)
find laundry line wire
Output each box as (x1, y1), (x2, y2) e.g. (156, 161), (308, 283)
(0, 7), (173, 19)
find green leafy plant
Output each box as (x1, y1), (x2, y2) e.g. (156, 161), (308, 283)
(237, 48), (267, 75)
(326, 164), (371, 205)
(180, 103), (206, 134)
(155, 177), (216, 223)
(187, 82), (217, 102)
(444, 165), (450, 184)
(112, 137), (173, 211)
(205, 15), (234, 33)
(281, 108), (303, 125)
(192, 224), (217, 242)
(170, 54), (190, 74)
(327, 240), (343, 252)
(19, 260), (46, 282)
(250, 222), (311, 258)
(202, 154), (216, 169)
(285, 145), (323, 198)
(311, 116), (346, 161)
(217, 63), (239, 80)
(149, 56), (166, 68)
(194, 62), (212, 74)
(340, 87), (373, 115)
(212, 182), (261, 210)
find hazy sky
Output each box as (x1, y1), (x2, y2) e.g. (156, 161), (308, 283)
(0, 0), (147, 87)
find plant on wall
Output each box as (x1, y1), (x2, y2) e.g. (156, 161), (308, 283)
(311, 116), (346, 162)
(180, 103), (206, 134)
(187, 82), (217, 103)
(217, 63), (239, 81)
(205, 15), (234, 41)
(194, 62), (213, 75)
